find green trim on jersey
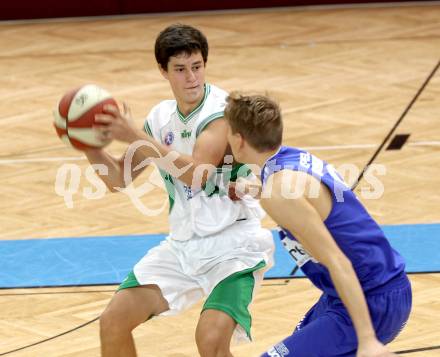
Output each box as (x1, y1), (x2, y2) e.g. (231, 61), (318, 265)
(203, 260), (266, 340)
(117, 271), (140, 291)
(144, 121), (153, 136)
(203, 163), (253, 197)
(229, 163), (252, 181)
(176, 84), (211, 124)
(143, 122), (176, 213)
(195, 111), (224, 138)
(159, 169), (176, 212)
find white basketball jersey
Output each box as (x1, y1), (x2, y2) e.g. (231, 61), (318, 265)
(144, 84), (264, 241)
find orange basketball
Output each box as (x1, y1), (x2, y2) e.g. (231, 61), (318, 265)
(53, 84), (117, 150)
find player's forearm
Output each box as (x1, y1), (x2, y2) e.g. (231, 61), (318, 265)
(132, 133), (215, 188)
(84, 149), (125, 191)
(328, 258), (377, 344)
(243, 180), (262, 199)
(161, 153), (215, 189)
(231, 178), (262, 200)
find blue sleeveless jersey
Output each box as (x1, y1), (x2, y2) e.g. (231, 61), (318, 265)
(261, 146), (405, 297)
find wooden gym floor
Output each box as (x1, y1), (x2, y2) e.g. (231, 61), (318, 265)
(0, 2), (439, 356)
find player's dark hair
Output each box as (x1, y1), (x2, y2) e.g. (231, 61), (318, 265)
(225, 93), (283, 152)
(155, 24), (209, 71)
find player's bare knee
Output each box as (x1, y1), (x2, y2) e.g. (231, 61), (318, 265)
(99, 309), (120, 337)
(100, 305), (134, 338)
(196, 328), (230, 357)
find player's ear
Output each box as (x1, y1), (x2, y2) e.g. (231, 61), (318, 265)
(238, 133), (246, 149)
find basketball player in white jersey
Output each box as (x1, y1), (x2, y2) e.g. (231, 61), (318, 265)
(85, 24), (274, 357)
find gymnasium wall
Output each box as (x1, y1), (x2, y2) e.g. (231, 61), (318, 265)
(1, 0), (415, 21)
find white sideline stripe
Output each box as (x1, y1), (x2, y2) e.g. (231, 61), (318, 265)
(302, 141), (440, 151)
(301, 144), (376, 151)
(408, 141), (440, 147)
(0, 156), (86, 164)
(0, 141), (439, 165)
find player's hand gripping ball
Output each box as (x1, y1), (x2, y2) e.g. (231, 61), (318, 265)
(53, 84), (117, 150)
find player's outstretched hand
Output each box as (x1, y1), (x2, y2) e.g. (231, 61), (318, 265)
(357, 339), (396, 357)
(95, 102), (140, 144)
(228, 181), (242, 201)
(228, 177), (262, 201)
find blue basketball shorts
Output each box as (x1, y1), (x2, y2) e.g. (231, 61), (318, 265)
(261, 275), (412, 357)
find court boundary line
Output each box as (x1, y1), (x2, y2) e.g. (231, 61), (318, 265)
(0, 271), (438, 291)
(0, 273), (439, 355)
(351, 59), (440, 189)
(1, 141), (439, 165)
(1, 324), (438, 356)
(0, 281), (291, 297)
(396, 345), (440, 355)
(0, 317), (100, 356)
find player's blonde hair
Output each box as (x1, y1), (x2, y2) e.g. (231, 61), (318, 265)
(225, 93), (283, 152)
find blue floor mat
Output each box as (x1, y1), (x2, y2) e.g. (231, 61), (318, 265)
(1, 223), (439, 288)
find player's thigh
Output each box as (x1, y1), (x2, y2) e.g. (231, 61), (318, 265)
(261, 313), (356, 357)
(202, 261), (266, 342)
(371, 280), (412, 344)
(102, 285), (169, 330)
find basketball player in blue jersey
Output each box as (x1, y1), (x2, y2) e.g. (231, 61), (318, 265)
(224, 93), (412, 357)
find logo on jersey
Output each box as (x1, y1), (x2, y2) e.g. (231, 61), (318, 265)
(278, 228), (318, 267)
(183, 185), (193, 200)
(181, 129), (192, 139)
(295, 314), (306, 331)
(164, 131), (174, 146)
(267, 342), (290, 356)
